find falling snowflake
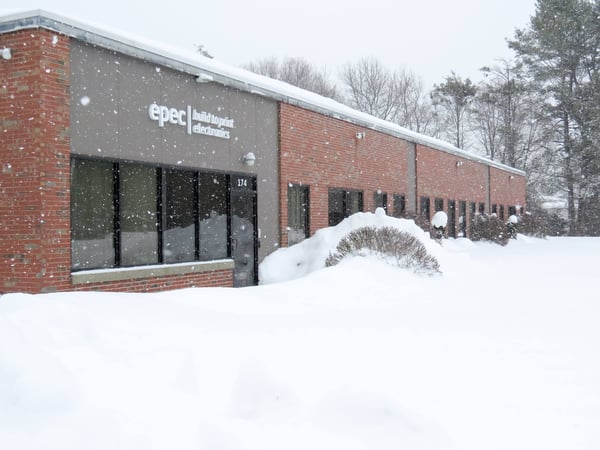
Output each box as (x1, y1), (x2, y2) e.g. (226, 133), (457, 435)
(80, 96), (91, 106)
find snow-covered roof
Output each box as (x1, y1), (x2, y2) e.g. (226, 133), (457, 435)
(0, 9), (525, 176)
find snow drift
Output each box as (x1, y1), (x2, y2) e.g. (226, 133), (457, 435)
(1, 213), (600, 450)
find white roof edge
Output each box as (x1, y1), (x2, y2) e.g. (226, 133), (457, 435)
(0, 9), (526, 177)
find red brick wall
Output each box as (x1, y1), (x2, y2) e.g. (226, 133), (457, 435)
(490, 166), (527, 216)
(279, 104), (527, 244)
(416, 144), (488, 209)
(416, 144), (494, 235)
(279, 103), (410, 246)
(0, 29), (72, 293)
(0, 30), (235, 293)
(70, 269), (234, 293)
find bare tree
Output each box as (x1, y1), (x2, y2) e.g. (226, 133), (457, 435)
(340, 57), (438, 135)
(340, 57), (401, 121)
(395, 68), (440, 136)
(243, 56), (338, 100)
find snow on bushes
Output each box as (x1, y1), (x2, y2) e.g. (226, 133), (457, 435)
(259, 208), (442, 284)
(325, 226), (441, 276)
(470, 213), (509, 246)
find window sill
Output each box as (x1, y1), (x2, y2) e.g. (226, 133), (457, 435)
(71, 259), (235, 285)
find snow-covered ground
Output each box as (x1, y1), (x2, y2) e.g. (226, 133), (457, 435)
(1, 211), (599, 450)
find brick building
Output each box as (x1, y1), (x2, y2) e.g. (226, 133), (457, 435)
(0, 11), (526, 293)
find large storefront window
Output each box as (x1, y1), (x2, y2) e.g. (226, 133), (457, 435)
(328, 188), (363, 226)
(199, 173), (228, 261)
(120, 164), (159, 266)
(164, 169), (196, 263)
(71, 158), (115, 270)
(70, 157), (237, 271)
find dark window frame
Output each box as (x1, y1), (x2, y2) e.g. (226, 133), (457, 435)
(328, 188), (364, 226)
(420, 196), (431, 221)
(287, 184), (310, 246)
(373, 191), (388, 213)
(70, 156), (234, 271)
(459, 200), (467, 237)
(448, 199), (456, 238)
(392, 194), (406, 218)
(434, 198), (444, 212)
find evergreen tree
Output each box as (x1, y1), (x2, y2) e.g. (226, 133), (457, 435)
(431, 72), (477, 149)
(509, 0), (600, 234)
(473, 61), (553, 187)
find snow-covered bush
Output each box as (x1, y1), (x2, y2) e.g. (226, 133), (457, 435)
(518, 210), (567, 237)
(506, 215), (519, 239)
(470, 213), (509, 245)
(431, 211), (448, 243)
(407, 213), (431, 234)
(325, 226), (441, 275)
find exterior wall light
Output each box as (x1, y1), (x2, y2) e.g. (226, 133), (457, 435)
(356, 132), (366, 139)
(196, 72), (214, 83)
(456, 161), (464, 167)
(241, 152), (256, 166)
(1, 48), (12, 60)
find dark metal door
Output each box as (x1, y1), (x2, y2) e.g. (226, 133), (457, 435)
(230, 175), (257, 287)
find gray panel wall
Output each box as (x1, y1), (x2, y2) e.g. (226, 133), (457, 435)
(70, 41), (280, 261)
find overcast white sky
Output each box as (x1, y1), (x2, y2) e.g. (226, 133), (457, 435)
(8, 0), (537, 88)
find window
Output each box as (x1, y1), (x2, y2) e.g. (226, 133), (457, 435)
(459, 201), (467, 237)
(492, 204), (497, 215)
(469, 201), (477, 237)
(499, 205), (505, 221)
(373, 191), (388, 212)
(164, 169), (196, 263)
(434, 198), (444, 212)
(199, 173), (228, 260)
(288, 184), (310, 246)
(509, 205), (517, 216)
(448, 200), (456, 238)
(346, 190), (363, 215)
(70, 158), (115, 270)
(71, 157), (233, 270)
(119, 164), (160, 266)
(470, 202), (476, 216)
(328, 188), (363, 226)
(393, 194), (406, 217)
(479, 202), (486, 215)
(420, 197), (431, 221)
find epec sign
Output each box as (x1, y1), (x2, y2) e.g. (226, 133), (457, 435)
(148, 103), (234, 140)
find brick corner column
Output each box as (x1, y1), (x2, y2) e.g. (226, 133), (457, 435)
(0, 29), (72, 293)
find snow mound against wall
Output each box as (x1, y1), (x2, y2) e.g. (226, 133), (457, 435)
(259, 208), (444, 284)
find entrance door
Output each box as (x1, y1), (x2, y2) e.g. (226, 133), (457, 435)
(230, 175), (257, 287)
